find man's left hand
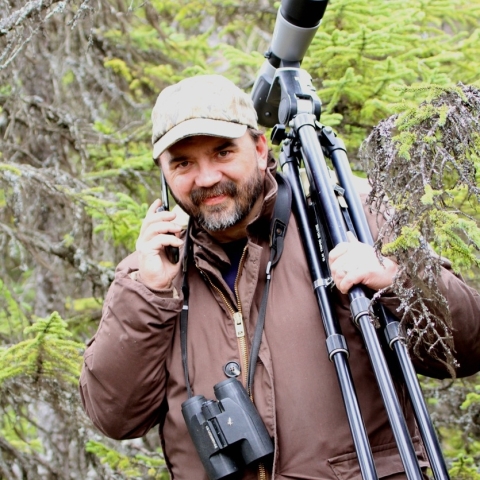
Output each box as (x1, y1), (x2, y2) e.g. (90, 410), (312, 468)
(328, 232), (398, 294)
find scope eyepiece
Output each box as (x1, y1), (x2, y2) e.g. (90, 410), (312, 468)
(281, 0), (329, 29)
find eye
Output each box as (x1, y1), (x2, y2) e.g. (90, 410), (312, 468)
(218, 150), (231, 158)
(174, 160), (190, 170)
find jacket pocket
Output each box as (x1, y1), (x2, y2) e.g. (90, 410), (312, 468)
(328, 439), (428, 480)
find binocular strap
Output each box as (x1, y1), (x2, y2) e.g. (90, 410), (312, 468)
(179, 174), (292, 399)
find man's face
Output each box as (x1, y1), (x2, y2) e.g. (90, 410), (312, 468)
(159, 131), (268, 233)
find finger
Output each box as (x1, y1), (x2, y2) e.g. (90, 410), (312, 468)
(136, 235), (184, 261)
(139, 200), (163, 236)
(336, 279), (349, 295)
(336, 270), (361, 294)
(140, 220), (183, 244)
(145, 234), (184, 251)
(330, 260), (346, 279)
(346, 231), (358, 243)
(338, 278), (354, 294)
(328, 242), (350, 263)
(332, 267), (348, 293)
(140, 207), (178, 237)
(148, 198), (162, 214)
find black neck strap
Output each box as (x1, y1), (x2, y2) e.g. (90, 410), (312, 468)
(180, 174), (292, 398)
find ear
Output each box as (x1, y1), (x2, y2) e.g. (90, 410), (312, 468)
(158, 153), (171, 179)
(255, 133), (269, 171)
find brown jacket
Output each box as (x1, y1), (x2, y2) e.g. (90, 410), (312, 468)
(80, 165), (480, 479)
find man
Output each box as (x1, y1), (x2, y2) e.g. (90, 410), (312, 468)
(80, 75), (480, 479)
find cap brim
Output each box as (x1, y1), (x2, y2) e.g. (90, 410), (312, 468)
(153, 118), (248, 160)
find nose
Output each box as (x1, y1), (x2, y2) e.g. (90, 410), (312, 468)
(194, 162), (222, 188)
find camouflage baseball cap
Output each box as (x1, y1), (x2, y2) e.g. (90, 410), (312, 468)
(152, 75), (258, 160)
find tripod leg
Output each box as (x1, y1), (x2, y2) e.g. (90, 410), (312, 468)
(293, 113), (423, 480)
(280, 147), (378, 480)
(328, 134), (450, 480)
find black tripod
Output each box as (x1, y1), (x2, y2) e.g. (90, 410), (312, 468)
(251, 1), (450, 479)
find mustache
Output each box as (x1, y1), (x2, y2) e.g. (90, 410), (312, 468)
(190, 181), (237, 206)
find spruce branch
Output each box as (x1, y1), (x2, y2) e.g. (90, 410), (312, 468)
(85, 440), (168, 480)
(0, 0), (63, 37)
(0, 311), (84, 386)
(0, 0), (93, 70)
(0, 435), (59, 477)
(361, 83), (480, 373)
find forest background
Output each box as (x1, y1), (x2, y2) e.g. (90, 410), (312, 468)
(0, 0), (480, 478)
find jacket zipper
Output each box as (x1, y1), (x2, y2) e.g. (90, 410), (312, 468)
(197, 245), (249, 387)
(233, 246), (249, 388)
(233, 255), (268, 480)
(197, 247), (267, 480)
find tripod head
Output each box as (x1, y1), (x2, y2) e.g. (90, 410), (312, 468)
(251, 0), (328, 128)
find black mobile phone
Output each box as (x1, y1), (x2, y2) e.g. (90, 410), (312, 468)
(156, 173), (180, 264)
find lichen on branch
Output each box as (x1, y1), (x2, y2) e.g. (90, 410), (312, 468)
(361, 83), (480, 373)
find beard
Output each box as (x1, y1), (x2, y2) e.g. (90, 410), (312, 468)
(174, 169), (264, 232)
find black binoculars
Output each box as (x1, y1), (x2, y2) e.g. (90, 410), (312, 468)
(181, 378), (274, 480)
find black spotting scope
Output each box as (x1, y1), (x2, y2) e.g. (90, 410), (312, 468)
(251, 0), (328, 127)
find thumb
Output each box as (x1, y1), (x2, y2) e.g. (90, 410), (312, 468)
(346, 231), (358, 243)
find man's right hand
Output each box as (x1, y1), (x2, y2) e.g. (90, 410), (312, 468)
(135, 199), (184, 290)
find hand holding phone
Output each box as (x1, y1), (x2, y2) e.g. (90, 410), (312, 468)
(158, 172), (180, 264)
(135, 200), (184, 291)
(156, 204), (180, 264)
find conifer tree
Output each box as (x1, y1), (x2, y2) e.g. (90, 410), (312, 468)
(0, 0), (479, 476)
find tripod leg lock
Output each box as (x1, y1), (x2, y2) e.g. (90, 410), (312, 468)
(384, 321), (401, 349)
(326, 334), (349, 361)
(350, 297), (372, 326)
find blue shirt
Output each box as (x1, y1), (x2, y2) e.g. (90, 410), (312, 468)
(221, 238), (247, 293)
